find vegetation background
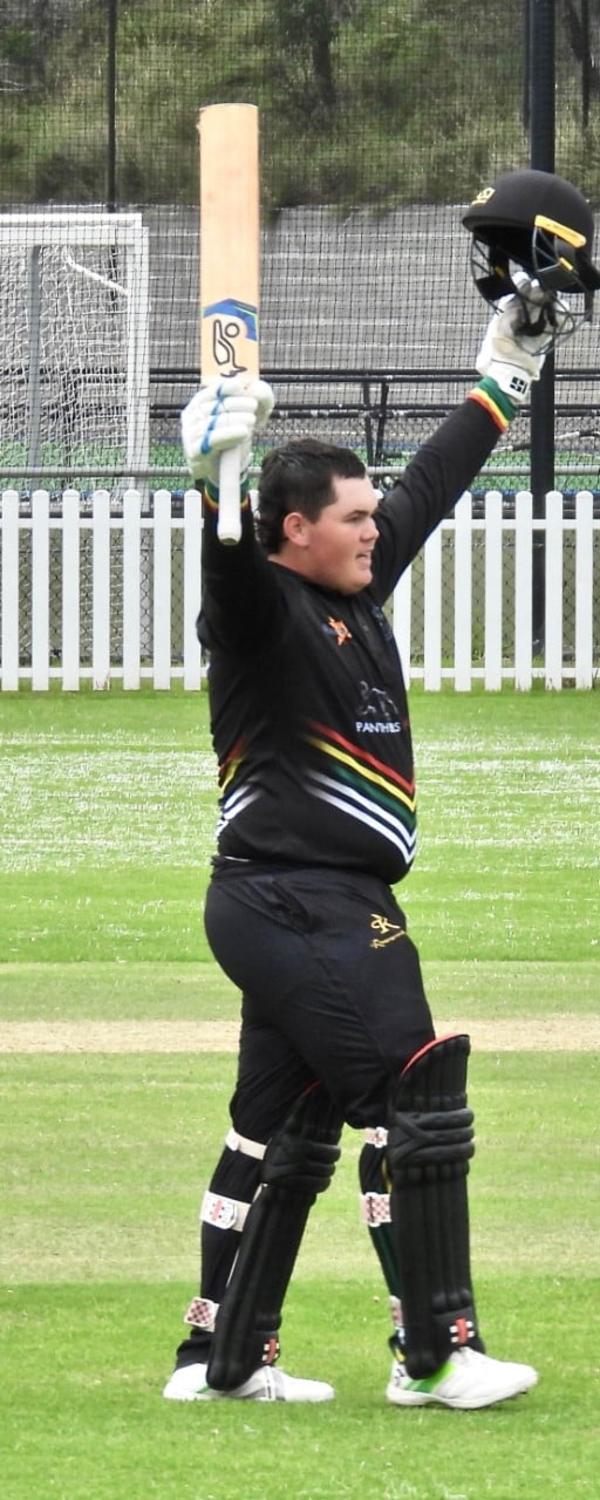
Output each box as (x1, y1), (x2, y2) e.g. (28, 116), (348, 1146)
(1, 1), (599, 209)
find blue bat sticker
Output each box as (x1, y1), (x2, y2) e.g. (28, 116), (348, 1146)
(203, 298), (258, 340)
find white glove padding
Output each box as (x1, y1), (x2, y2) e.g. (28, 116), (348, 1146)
(476, 276), (570, 404)
(181, 374), (274, 487)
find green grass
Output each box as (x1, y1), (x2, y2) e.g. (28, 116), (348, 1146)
(1, 958), (599, 1021)
(1, 1277), (598, 1500)
(1, 686), (599, 962)
(3, 1277), (597, 1500)
(1, 686), (599, 1499)
(1, 1051), (598, 1284)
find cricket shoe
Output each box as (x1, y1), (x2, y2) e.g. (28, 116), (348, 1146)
(386, 1347), (538, 1410)
(163, 1362), (334, 1403)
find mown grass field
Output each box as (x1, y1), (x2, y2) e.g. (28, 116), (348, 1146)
(1, 685), (599, 1500)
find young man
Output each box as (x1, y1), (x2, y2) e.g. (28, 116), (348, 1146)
(163, 281), (555, 1409)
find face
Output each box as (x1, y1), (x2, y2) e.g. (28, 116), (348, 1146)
(280, 475), (380, 594)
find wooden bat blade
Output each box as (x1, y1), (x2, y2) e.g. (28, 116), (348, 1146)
(199, 103), (260, 544)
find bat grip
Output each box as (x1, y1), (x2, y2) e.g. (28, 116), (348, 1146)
(217, 446), (243, 545)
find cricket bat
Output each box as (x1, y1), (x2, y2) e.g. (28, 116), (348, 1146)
(198, 103), (260, 544)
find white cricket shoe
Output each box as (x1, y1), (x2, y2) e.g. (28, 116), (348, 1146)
(163, 1361), (334, 1403)
(387, 1346), (538, 1410)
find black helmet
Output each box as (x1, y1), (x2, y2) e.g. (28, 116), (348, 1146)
(463, 168), (600, 311)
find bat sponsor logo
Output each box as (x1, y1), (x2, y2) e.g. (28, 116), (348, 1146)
(203, 297), (258, 373)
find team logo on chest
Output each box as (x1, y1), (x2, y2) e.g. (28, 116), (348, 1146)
(356, 680), (401, 734)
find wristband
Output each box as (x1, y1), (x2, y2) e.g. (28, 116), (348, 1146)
(468, 376), (518, 432)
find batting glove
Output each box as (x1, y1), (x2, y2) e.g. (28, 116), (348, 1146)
(476, 275), (570, 404)
(181, 374), (274, 488)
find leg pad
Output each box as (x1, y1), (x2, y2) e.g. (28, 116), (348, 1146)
(387, 1034), (482, 1378)
(207, 1086), (342, 1391)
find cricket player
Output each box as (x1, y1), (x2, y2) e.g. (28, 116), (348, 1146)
(162, 271), (574, 1409)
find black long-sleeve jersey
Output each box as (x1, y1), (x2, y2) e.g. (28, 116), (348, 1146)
(198, 397), (504, 885)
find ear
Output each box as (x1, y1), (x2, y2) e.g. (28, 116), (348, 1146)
(281, 510), (311, 548)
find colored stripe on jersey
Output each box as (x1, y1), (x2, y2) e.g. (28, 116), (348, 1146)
(219, 737), (246, 792)
(304, 720), (417, 866)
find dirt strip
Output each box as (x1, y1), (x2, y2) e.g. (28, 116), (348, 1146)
(0, 1017), (597, 1053)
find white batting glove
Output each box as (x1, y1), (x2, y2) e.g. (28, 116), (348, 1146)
(476, 276), (570, 404)
(181, 374), (274, 488)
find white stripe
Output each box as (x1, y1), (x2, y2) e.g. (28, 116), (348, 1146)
(307, 784), (416, 863)
(225, 1127), (267, 1160)
(217, 790), (260, 832)
(222, 779), (257, 813)
(201, 1189), (249, 1232)
(309, 770), (416, 846)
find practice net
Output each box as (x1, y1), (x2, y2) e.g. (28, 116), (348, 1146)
(0, 213), (149, 491)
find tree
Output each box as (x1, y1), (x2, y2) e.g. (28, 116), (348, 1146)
(271, 0), (361, 109)
(562, 0), (600, 114)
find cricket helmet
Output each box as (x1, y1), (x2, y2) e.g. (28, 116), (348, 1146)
(462, 169), (600, 312)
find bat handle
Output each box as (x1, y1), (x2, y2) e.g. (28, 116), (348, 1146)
(217, 446), (243, 545)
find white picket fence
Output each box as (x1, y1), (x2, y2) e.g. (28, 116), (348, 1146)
(0, 487), (598, 690)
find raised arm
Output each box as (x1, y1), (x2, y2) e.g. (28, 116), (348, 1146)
(181, 376), (283, 652)
(371, 278), (562, 602)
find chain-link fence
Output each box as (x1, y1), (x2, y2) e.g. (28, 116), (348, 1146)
(1, 1), (600, 486)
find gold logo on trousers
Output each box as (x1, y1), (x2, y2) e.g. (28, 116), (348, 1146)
(370, 913), (406, 948)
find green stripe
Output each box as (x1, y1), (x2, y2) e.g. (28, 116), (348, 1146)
(476, 376), (518, 423)
(334, 763), (416, 830)
(404, 1358), (454, 1393)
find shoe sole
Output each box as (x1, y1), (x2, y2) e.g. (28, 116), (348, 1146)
(387, 1380), (536, 1410)
(164, 1384), (334, 1403)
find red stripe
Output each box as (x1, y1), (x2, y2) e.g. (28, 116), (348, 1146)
(308, 719), (415, 795)
(468, 388), (508, 432)
(218, 736), (245, 776)
(400, 1033), (470, 1078)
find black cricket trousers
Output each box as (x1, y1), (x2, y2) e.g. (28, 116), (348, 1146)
(205, 860), (435, 1133)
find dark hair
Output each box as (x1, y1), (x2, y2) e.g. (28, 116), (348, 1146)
(255, 438), (366, 553)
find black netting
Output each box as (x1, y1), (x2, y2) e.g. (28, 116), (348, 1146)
(0, 0), (598, 489)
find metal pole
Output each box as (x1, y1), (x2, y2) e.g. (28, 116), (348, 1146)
(26, 245), (43, 470)
(107, 0), (118, 209)
(581, 0), (591, 129)
(529, 0), (555, 653)
(522, 0), (530, 131)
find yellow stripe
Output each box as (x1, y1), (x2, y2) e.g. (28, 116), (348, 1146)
(221, 757), (242, 791)
(534, 213), (586, 249)
(307, 736), (417, 813)
(469, 389), (509, 431)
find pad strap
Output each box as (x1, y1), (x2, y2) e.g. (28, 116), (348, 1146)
(184, 1297), (219, 1331)
(225, 1127), (267, 1160)
(360, 1191), (391, 1226)
(201, 1189), (250, 1233)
